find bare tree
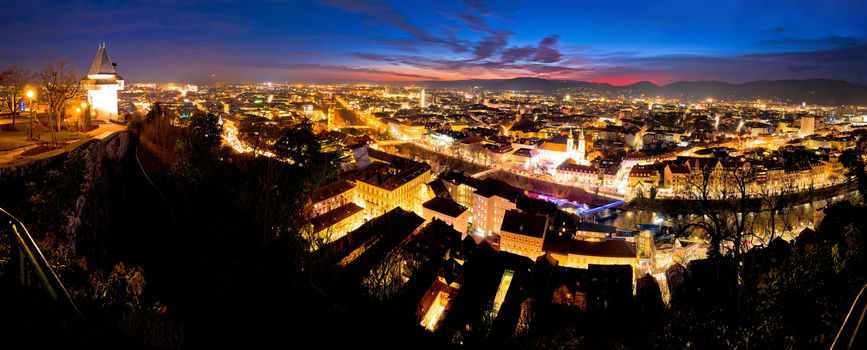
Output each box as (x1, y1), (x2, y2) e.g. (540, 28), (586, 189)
(678, 161), (727, 259)
(757, 175), (797, 243)
(362, 246), (410, 301)
(720, 164), (759, 265)
(0, 67), (33, 130)
(39, 60), (81, 144)
(677, 160), (760, 262)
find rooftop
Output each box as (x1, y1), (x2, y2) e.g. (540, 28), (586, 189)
(423, 197), (467, 218)
(311, 180), (355, 203)
(543, 237), (637, 259)
(500, 210), (548, 238)
(576, 221), (617, 234)
(88, 43), (117, 76)
(309, 202), (363, 233)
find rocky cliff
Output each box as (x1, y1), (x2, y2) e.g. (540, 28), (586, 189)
(0, 131), (130, 257)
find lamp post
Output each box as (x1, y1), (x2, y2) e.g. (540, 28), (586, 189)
(26, 89), (35, 141)
(79, 101), (88, 131)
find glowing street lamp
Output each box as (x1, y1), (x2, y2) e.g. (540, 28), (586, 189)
(26, 89), (36, 140)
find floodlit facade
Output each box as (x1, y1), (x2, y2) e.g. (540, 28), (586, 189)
(499, 210), (548, 259)
(546, 239), (639, 269)
(310, 180), (357, 217)
(308, 203), (364, 247)
(472, 187), (517, 237)
(355, 149), (432, 217)
(531, 129), (588, 166)
(799, 116), (815, 137)
(422, 197), (469, 238)
(417, 265), (461, 332)
(81, 43), (123, 122)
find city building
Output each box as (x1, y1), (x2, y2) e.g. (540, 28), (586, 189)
(417, 260), (462, 332)
(800, 116), (815, 137)
(471, 178), (520, 237)
(308, 202), (364, 247)
(420, 89), (427, 108)
(353, 149), (432, 217)
(422, 197), (470, 238)
(531, 130), (589, 166)
(554, 159), (599, 185)
(441, 172), (481, 209)
(310, 180), (357, 217)
(627, 164), (661, 195)
(543, 237), (638, 269)
(573, 221), (618, 241)
(499, 210), (549, 259)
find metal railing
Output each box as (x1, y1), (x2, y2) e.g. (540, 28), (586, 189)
(1, 207), (83, 318)
(831, 283), (867, 350)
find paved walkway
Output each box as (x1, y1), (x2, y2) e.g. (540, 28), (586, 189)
(0, 123), (126, 168)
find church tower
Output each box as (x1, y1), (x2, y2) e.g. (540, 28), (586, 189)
(82, 43), (124, 122)
(420, 89), (427, 108)
(577, 129), (586, 163)
(566, 130), (574, 154)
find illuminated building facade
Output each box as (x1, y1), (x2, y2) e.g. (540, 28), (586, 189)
(471, 179), (519, 237)
(627, 164), (661, 195)
(531, 129), (589, 167)
(310, 180), (357, 217)
(420, 89), (427, 108)
(81, 43), (123, 122)
(499, 210), (548, 259)
(554, 160), (600, 185)
(441, 172), (482, 211)
(422, 197), (469, 238)
(308, 203), (364, 247)
(799, 116), (815, 137)
(544, 238), (638, 269)
(417, 264), (461, 332)
(354, 149), (432, 217)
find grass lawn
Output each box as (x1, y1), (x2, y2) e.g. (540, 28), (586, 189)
(0, 130), (88, 151)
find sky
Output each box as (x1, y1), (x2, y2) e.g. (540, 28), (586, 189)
(1, 0), (866, 85)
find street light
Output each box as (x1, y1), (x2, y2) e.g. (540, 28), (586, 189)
(26, 89), (35, 140)
(79, 101), (88, 130)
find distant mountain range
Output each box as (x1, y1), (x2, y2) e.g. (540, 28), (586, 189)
(413, 77), (867, 105)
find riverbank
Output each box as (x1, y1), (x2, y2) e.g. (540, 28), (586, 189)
(624, 182), (860, 214)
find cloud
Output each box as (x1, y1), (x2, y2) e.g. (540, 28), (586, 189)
(234, 60), (441, 80)
(787, 64), (822, 72)
(472, 33), (510, 59)
(768, 26), (786, 34)
(460, 0), (487, 12)
(501, 35), (563, 63)
(351, 51), (584, 79)
(316, 0), (468, 53)
(585, 44), (867, 84)
(755, 35), (859, 49)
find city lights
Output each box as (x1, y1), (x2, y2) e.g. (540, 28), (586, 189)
(1, 2), (864, 348)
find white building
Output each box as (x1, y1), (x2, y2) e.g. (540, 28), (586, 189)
(531, 129), (588, 166)
(799, 116), (815, 137)
(420, 89), (427, 108)
(82, 43), (124, 122)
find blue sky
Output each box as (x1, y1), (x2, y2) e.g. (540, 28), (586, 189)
(1, 0), (865, 84)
